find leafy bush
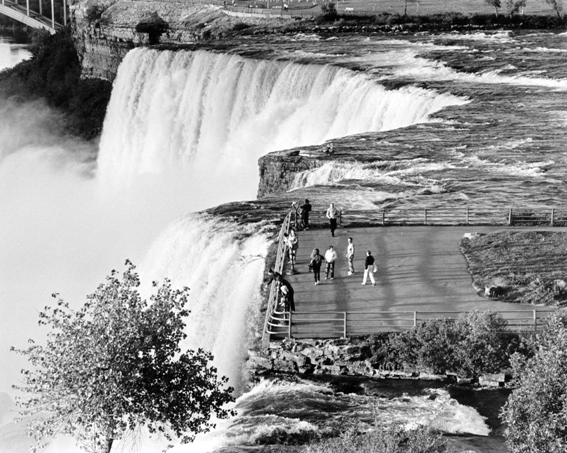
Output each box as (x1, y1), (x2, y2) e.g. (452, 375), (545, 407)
(502, 310), (567, 453)
(386, 311), (511, 377)
(0, 28), (112, 140)
(303, 425), (457, 453)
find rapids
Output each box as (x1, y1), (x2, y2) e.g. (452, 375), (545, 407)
(1, 28), (566, 453)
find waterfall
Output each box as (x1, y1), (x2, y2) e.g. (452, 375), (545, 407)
(96, 48), (467, 211)
(1, 46), (471, 453)
(138, 214), (271, 395)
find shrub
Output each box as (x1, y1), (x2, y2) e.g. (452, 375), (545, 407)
(502, 310), (567, 453)
(303, 425), (457, 453)
(387, 310), (511, 377)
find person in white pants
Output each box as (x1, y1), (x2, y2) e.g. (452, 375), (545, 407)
(362, 250), (376, 286)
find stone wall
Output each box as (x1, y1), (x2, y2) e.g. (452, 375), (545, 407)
(247, 337), (508, 387)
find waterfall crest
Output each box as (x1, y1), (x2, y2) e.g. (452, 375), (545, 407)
(97, 48), (467, 210)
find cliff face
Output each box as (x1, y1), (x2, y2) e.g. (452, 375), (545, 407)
(258, 148), (326, 198)
(68, 0), (294, 80)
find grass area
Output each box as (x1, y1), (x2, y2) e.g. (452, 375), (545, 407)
(461, 231), (567, 306)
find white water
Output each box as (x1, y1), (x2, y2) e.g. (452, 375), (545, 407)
(0, 45), (487, 452)
(0, 37), (30, 71)
(97, 48), (468, 206)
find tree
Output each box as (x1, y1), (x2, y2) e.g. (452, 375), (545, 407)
(545, 0), (564, 18)
(501, 310), (567, 453)
(485, 0), (502, 15)
(12, 262), (234, 453)
(505, 0), (526, 15)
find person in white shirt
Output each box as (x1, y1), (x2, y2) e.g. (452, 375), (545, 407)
(326, 203), (339, 237)
(287, 229), (299, 273)
(324, 245), (337, 280)
(346, 237), (355, 275)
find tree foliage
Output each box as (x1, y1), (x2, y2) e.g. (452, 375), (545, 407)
(303, 424), (457, 453)
(386, 310), (511, 377)
(12, 262), (234, 453)
(0, 28), (112, 140)
(501, 310), (567, 453)
(485, 0), (502, 15)
(545, 0), (564, 17)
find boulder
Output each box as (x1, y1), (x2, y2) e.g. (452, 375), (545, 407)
(479, 373), (505, 387)
(418, 372), (446, 381)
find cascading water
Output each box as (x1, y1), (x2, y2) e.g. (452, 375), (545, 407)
(1, 43), (479, 453)
(97, 48), (467, 208)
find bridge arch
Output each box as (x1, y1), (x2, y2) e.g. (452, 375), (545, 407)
(0, 0), (66, 34)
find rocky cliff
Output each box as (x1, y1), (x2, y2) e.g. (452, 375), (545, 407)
(68, 0), (297, 80)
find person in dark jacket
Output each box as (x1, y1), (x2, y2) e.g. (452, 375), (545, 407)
(300, 199), (312, 230)
(276, 273), (295, 312)
(362, 250), (376, 286)
(309, 248), (324, 285)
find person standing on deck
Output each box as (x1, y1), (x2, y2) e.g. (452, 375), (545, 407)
(276, 273), (295, 312)
(309, 248), (324, 285)
(326, 203), (339, 237)
(346, 237), (355, 275)
(362, 250), (376, 286)
(287, 229), (299, 274)
(324, 245), (337, 280)
(300, 199), (312, 230)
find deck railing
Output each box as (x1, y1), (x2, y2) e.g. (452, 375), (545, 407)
(270, 309), (555, 339)
(261, 211), (292, 347)
(305, 207), (567, 227)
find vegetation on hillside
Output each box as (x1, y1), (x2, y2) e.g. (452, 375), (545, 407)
(372, 310), (526, 377)
(0, 28), (111, 140)
(502, 310), (567, 452)
(304, 425), (457, 453)
(12, 262), (234, 453)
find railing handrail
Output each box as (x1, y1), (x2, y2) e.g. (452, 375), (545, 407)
(262, 211), (292, 346)
(266, 308), (555, 338)
(303, 206), (567, 227)
(290, 309), (554, 315)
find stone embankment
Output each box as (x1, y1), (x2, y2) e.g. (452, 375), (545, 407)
(247, 337), (507, 387)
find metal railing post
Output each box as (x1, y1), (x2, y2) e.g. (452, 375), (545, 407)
(51, 0), (54, 29)
(533, 310), (537, 331)
(424, 208), (427, 225)
(508, 208), (513, 225)
(26, 0), (29, 16)
(64, 0), (67, 25)
(343, 312), (347, 338)
(466, 207), (469, 225)
(382, 209), (385, 225)
(551, 209), (555, 226)
(288, 311), (292, 338)
(413, 311), (417, 327)
(339, 210), (342, 227)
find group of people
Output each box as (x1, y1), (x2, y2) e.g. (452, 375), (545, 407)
(272, 201), (378, 316)
(308, 238), (377, 286)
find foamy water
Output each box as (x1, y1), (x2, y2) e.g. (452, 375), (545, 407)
(3, 29), (565, 452)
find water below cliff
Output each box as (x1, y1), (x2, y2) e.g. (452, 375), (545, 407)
(1, 28), (566, 453)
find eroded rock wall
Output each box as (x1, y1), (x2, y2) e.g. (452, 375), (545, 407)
(258, 149), (326, 198)
(68, 0), (294, 80)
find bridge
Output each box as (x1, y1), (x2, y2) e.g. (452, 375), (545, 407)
(0, 0), (66, 34)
